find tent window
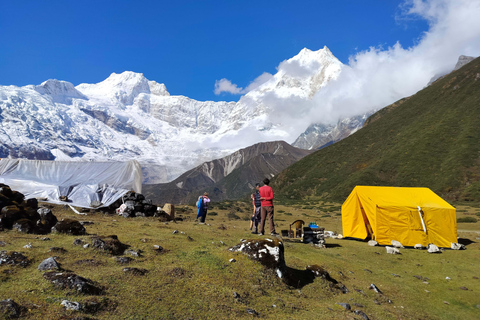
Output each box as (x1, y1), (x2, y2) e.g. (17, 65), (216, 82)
(409, 211), (424, 231)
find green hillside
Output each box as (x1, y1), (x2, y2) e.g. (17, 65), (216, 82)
(274, 57), (480, 204)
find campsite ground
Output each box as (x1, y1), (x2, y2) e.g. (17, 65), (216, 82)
(1, 201), (479, 319)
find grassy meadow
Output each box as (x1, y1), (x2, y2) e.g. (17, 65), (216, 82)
(1, 200), (479, 319)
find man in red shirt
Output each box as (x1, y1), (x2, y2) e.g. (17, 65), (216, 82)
(258, 178), (277, 236)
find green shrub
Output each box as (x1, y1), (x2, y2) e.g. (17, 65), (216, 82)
(457, 217), (477, 223)
(284, 212), (292, 216)
(277, 210), (285, 213)
(208, 212), (218, 216)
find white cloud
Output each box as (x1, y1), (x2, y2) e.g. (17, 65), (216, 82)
(244, 72), (273, 92)
(214, 72), (273, 95)
(213, 0), (480, 147)
(214, 78), (243, 95)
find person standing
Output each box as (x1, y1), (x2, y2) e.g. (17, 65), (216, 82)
(258, 178), (277, 236)
(196, 192), (210, 224)
(250, 183), (261, 234)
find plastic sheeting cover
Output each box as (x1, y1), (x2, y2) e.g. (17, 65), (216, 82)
(0, 159), (143, 208)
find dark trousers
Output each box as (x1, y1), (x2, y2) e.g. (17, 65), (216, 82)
(253, 207), (261, 231)
(259, 206), (275, 234)
(200, 208), (207, 223)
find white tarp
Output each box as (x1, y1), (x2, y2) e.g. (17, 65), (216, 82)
(0, 159), (143, 208)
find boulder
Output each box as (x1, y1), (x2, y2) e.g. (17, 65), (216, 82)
(0, 251), (31, 268)
(386, 246), (401, 254)
(0, 205), (24, 229)
(229, 238), (286, 278)
(427, 244), (441, 253)
(36, 207), (58, 234)
(163, 203), (175, 220)
(52, 218), (86, 235)
(43, 271), (104, 295)
(391, 240), (404, 248)
(368, 240), (378, 246)
(451, 242), (466, 250)
(91, 235), (129, 255)
(61, 300), (82, 311)
(38, 257), (62, 271)
(12, 219), (35, 233)
(0, 299), (22, 319)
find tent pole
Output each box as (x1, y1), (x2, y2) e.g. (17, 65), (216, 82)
(417, 206), (427, 233)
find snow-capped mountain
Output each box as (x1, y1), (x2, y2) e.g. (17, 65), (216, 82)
(292, 113), (373, 150)
(0, 46), (346, 183)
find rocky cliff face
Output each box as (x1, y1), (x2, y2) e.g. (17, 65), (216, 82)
(143, 141), (312, 204)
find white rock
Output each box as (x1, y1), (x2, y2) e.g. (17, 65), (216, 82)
(427, 244), (441, 253)
(368, 240), (378, 246)
(391, 240), (404, 248)
(386, 246), (400, 254)
(414, 244), (426, 250)
(450, 242), (466, 250)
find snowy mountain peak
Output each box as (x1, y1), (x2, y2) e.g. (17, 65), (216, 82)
(34, 79), (87, 104)
(76, 71), (152, 106)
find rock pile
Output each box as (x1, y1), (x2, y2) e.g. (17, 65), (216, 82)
(114, 191), (158, 218)
(0, 184), (58, 234)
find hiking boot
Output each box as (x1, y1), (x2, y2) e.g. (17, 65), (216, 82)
(270, 232), (278, 236)
(259, 232), (264, 236)
(251, 231), (258, 234)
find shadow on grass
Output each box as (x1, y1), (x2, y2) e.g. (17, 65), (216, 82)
(325, 243), (342, 248)
(283, 266), (315, 288)
(458, 238), (476, 246)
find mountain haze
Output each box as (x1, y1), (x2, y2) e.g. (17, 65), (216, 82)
(273, 56), (480, 203)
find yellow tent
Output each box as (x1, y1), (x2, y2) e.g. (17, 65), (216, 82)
(341, 186), (457, 248)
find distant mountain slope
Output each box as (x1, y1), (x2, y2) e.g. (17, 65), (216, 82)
(143, 141), (312, 204)
(273, 56), (480, 204)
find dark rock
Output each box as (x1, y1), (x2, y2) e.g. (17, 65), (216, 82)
(0, 299), (22, 319)
(0, 251), (31, 268)
(12, 219), (35, 233)
(40, 237), (51, 241)
(123, 267), (148, 276)
(73, 238), (86, 246)
(38, 257), (62, 271)
(246, 308), (259, 316)
(460, 286), (469, 290)
(36, 207), (58, 234)
(52, 219), (87, 235)
(135, 212), (146, 217)
(91, 235), (129, 255)
(0, 205), (24, 229)
(114, 257), (133, 264)
(369, 283), (382, 294)
(336, 303), (351, 310)
(79, 221), (94, 226)
(354, 310), (370, 320)
(43, 271), (104, 295)
(153, 245), (164, 254)
(0, 241), (6, 247)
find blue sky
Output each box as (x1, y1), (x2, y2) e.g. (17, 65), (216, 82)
(0, 0), (433, 101)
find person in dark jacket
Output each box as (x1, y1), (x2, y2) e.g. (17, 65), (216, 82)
(250, 183), (261, 234)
